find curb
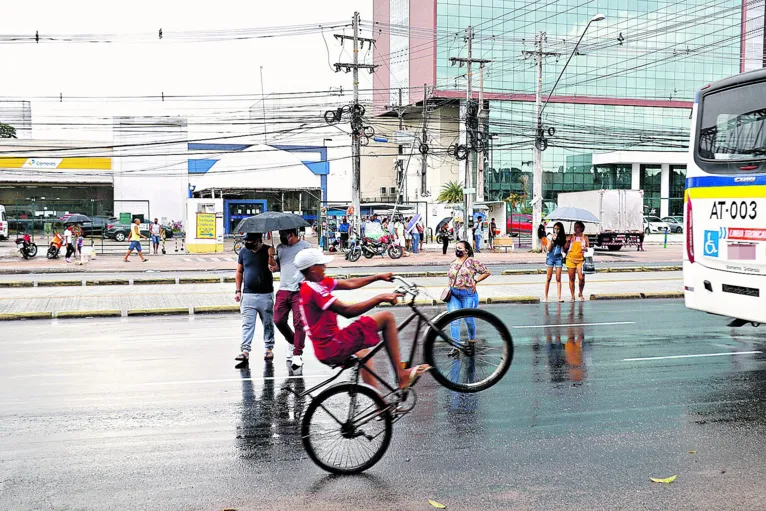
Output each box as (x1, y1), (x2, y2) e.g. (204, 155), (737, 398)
(641, 291), (684, 299)
(179, 277), (221, 285)
(133, 278), (177, 285)
(37, 280), (82, 287)
(589, 293), (644, 300)
(55, 310), (122, 319)
(379, 299), (437, 307)
(0, 311), (53, 321)
(488, 296), (540, 304)
(193, 305), (240, 314)
(127, 307), (190, 316)
(86, 279), (130, 286)
(0, 281), (34, 288)
(501, 269), (543, 275)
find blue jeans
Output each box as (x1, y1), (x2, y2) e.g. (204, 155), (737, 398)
(474, 233), (482, 252)
(241, 292), (275, 353)
(447, 287), (478, 342)
(411, 232), (420, 253)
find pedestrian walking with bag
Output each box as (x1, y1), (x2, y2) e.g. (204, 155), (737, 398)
(565, 221), (589, 302)
(544, 222), (567, 302)
(442, 241), (491, 357)
(488, 218), (497, 250)
(150, 218), (162, 255)
(123, 218), (148, 263)
(234, 233), (277, 363)
(63, 224), (75, 263)
(273, 229), (312, 369)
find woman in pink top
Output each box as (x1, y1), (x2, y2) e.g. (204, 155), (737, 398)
(445, 241), (492, 356)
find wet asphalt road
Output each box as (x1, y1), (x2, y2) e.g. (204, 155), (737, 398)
(2, 301), (766, 511)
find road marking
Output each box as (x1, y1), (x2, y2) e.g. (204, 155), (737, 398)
(136, 374), (330, 386)
(513, 321), (635, 329)
(183, 258), (192, 262)
(623, 350), (762, 362)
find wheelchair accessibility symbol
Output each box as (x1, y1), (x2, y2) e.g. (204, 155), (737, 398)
(704, 230), (719, 257)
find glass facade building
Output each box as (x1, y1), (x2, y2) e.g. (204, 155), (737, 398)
(373, 0), (755, 216)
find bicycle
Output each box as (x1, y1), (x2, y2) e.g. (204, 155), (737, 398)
(297, 276), (513, 474)
(233, 235), (244, 255)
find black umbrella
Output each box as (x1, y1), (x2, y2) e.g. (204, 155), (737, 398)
(234, 211), (309, 234)
(435, 217), (452, 232)
(63, 214), (91, 224)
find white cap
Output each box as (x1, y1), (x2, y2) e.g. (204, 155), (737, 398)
(294, 248), (333, 271)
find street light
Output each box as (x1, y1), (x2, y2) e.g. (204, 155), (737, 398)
(532, 13), (605, 250)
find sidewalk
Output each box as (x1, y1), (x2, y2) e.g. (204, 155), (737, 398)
(0, 271), (683, 318)
(0, 242), (682, 274)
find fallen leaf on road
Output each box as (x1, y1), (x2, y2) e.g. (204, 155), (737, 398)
(649, 475), (678, 484)
(428, 499), (447, 509)
(688, 450), (697, 454)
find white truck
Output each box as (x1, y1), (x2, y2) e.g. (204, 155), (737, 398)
(556, 190), (644, 251)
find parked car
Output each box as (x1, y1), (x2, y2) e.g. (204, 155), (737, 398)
(80, 216), (119, 237)
(0, 205), (7, 240)
(104, 223), (173, 242)
(507, 214), (533, 236)
(661, 216), (683, 233)
(643, 216), (670, 234)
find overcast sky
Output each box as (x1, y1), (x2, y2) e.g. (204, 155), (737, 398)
(0, 0), (373, 140)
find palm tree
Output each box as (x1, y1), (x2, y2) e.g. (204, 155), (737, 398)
(437, 180), (463, 204)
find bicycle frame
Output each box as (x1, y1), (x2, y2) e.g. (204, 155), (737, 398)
(297, 298), (459, 402)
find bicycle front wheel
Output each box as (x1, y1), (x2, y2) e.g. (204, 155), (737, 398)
(423, 308), (513, 393)
(233, 240), (242, 254)
(301, 383), (393, 474)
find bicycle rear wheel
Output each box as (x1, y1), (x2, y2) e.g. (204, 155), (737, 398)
(233, 240), (243, 254)
(301, 383), (392, 474)
(423, 308), (513, 393)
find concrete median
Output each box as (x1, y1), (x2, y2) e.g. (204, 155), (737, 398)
(487, 296), (540, 304)
(641, 291), (684, 299)
(127, 307), (190, 316)
(86, 279), (130, 286)
(37, 280), (83, 287)
(179, 277), (222, 285)
(589, 292), (644, 300)
(133, 278), (177, 285)
(193, 305), (240, 314)
(0, 281), (34, 288)
(0, 311), (53, 321)
(55, 310), (122, 319)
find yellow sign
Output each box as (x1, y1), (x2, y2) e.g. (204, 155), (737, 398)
(196, 213), (216, 239)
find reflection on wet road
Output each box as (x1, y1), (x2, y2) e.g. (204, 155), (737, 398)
(2, 300), (766, 510)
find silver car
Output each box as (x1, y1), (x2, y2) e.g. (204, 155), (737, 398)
(661, 216), (683, 233)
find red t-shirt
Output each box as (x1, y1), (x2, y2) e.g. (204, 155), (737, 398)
(298, 278), (340, 356)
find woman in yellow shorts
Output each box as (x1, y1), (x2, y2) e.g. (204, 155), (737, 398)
(564, 221), (589, 302)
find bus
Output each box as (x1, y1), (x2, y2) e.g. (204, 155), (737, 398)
(685, 69), (766, 326)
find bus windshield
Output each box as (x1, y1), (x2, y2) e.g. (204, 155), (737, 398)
(698, 80), (766, 162)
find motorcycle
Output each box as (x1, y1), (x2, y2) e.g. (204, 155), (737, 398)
(343, 237), (363, 262)
(359, 234), (402, 260)
(15, 233), (38, 259)
(47, 232), (64, 259)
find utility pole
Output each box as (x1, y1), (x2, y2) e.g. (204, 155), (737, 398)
(449, 26), (491, 241)
(332, 12), (377, 236)
(476, 65), (486, 203)
(420, 83), (430, 197)
(259, 66), (267, 145)
(523, 32), (559, 250)
(385, 88), (409, 209)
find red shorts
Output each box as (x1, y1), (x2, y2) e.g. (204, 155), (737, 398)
(316, 316), (380, 365)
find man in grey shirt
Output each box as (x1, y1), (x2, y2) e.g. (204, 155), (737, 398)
(273, 229), (312, 368)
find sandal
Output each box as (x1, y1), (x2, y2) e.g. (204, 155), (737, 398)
(264, 349), (274, 361)
(399, 364), (430, 390)
(234, 353), (249, 361)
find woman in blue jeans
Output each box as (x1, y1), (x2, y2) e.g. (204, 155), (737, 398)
(446, 241), (491, 356)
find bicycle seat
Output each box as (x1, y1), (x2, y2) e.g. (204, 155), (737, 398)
(329, 355), (359, 369)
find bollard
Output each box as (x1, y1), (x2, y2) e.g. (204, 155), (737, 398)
(664, 228), (668, 248)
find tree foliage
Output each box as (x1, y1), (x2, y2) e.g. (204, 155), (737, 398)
(0, 123), (17, 139)
(437, 180), (464, 204)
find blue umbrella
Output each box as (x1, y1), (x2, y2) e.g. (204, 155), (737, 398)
(406, 214), (422, 232)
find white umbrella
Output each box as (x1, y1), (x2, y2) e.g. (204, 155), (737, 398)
(545, 207), (599, 223)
